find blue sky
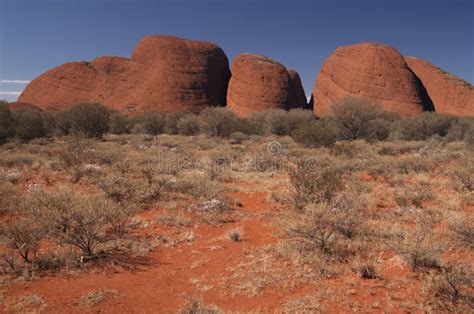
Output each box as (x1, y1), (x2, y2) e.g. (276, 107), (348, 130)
(0, 0), (473, 102)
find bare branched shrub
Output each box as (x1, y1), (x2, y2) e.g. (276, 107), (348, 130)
(177, 114), (201, 136)
(0, 217), (45, 263)
(0, 181), (18, 214)
(329, 96), (382, 140)
(59, 136), (94, 183)
(449, 214), (474, 249)
(200, 107), (237, 138)
(394, 210), (445, 270)
(28, 189), (126, 258)
(426, 263), (474, 311)
(453, 165), (473, 192)
(288, 163), (343, 211)
(98, 173), (137, 204)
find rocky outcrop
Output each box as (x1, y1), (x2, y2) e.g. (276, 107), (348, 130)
(227, 54), (306, 117)
(312, 42), (432, 117)
(19, 35), (230, 114)
(287, 69), (308, 109)
(405, 57), (473, 116)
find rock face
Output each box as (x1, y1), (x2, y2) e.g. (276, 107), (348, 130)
(227, 54), (306, 117)
(312, 43), (432, 117)
(19, 35), (230, 114)
(287, 69), (308, 109)
(8, 101), (42, 111)
(405, 57), (473, 116)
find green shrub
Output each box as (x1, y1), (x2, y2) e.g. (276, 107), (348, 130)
(67, 103), (111, 138)
(108, 112), (129, 134)
(392, 112), (458, 141)
(177, 114), (201, 135)
(292, 120), (339, 147)
(0, 101), (15, 143)
(11, 108), (46, 141)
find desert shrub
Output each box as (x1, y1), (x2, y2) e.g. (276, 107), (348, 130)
(108, 112), (129, 134)
(98, 173), (138, 204)
(282, 198), (362, 257)
(29, 189), (126, 258)
(165, 110), (191, 134)
(392, 112), (458, 141)
(445, 117), (473, 142)
(426, 263), (474, 311)
(452, 164), (473, 192)
(0, 101), (15, 143)
(0, 181), (18, 213)
(66, 103), (111, 138)
(292, 120), (339, 148)
(52, 110), (72, 135)
(288, 163), (343, 210)
(59, 136), (94, 183)
(233, 116), (264, 135)
(128, 112), (166, 135)
(394, 210), (445, 270)
(449, 215), (473, 249)
(11, 109), (46, 141)
(0, 217), (45, 263)
(177, 114), (201, 135)
(200, 107), (237, 137)
(329, 96), (382, 140)
(351, 255), (381, 279)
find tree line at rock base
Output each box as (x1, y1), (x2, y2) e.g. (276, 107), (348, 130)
(1, 96), (473, 147)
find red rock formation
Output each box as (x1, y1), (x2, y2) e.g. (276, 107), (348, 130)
(405, 57), (473, 116)
(287, 69), (308, 109)
(19, 35), (230, 114)
(8, 101), (42, 111)
(227, 54), (306, 117)
(312, 43), (430, 117)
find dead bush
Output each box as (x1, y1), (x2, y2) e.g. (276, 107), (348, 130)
(28, 189), (127, 258)
(0, 217), (45, 264)
(179, 295), (221, 314)
(288, 163), (343, 210)
(453, 165), (473, 192)
(449, 214), (474, 249)
(426, 263), (474, 311)
(59, 136), (94, 183)
(394, 210), (445, 270)
(0, 181), (18, 214)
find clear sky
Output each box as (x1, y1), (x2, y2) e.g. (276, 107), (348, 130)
(0, 0), (473, 102)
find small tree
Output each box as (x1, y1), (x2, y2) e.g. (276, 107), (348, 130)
(11, 108), (46, 141)
(329, 96), (381, 140)
(67, 103), (111, 138)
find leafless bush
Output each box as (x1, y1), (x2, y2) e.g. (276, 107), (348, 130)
(98, 173), (137, 204)
(0, 217), (45, 264)
(288, 163), (343, 211)
(59, 136), (94, 183)
(0, 181), (18, 214)
(449, 214), (474, 249)
(394, 210), (445, 270)
(28, 189), (127, 258)
(453, 165), (473, 192)
(426, 263), (474, 311)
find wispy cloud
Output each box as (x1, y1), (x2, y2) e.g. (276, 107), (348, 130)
(0, 80), (30, 84)
(0, 91), (22, 96)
